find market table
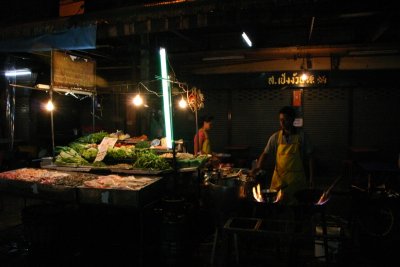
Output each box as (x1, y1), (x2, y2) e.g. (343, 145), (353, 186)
(0, 168), (167, 267)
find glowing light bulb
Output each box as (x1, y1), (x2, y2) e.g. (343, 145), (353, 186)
(46, 100), (54, 111)
(178, 96), (187, 109)
(133, 94), (143, 106)
(300, 73), (308, 82)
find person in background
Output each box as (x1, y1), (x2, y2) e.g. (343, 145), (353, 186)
(250, 106), (314, 205)
(194, 115), (214, 155)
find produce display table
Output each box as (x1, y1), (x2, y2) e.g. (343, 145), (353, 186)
(0, 167), (168, 267)
(0, 168), (165, 207)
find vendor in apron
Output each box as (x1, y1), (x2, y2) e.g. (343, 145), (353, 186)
(250, 106), (314, 205)
(194, 115), (214, 155)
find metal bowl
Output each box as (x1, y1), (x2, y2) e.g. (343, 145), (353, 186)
(261, 189), (278, 203)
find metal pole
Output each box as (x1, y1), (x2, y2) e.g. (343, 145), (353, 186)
(10, 83), (15, 151)
(92, 94), (96, 133)
(195, 106), (199, 155)
(50, 90), (55, 157)
(50, 50), (55, 157)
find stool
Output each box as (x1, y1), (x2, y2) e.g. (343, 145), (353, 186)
(222, 216), (313, 265)
(221, 217), (261, 265)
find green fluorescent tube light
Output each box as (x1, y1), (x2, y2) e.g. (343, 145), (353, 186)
(160, 47), (173, 149)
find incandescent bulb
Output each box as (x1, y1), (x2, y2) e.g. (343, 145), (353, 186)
(133, 94), (143, 106)
(46, 100), (54, 111)
(178, 96), (187, 109)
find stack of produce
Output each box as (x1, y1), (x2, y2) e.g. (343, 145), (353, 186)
(53, 131), (171, 171)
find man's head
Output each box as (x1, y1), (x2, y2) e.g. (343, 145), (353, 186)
(279, 106), (295, 132)
(200, 115), (214, 130)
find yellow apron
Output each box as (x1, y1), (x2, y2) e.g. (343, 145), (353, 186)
(202, 136), (212, 154)
(270, 131), (306, 205)
(198, 129), (211, 154)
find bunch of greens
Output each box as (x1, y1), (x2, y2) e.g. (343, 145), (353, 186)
(135, 141), (150, 149)
(54, 147), (89, 166)
(105, 146), (136, 161)
(133, 150), (171, 170)
(75, 131), (109, 144)
(68, 142), (88, 154)
(81, 147), (98, 162)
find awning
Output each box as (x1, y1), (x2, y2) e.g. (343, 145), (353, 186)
(0, 24), (97, 52)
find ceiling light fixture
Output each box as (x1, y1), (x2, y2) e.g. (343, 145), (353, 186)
(5, 69), (31, 77)
(242, 32), (252, 47)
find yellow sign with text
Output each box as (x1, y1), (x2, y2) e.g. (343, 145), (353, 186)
(267, 72), (328, 87)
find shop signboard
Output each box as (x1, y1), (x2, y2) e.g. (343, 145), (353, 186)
(266, 71), (328, 88)
(51, 50), (96, 93)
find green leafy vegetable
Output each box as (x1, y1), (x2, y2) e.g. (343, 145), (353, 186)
(135, 141), (150, 149)
(54, 148), (89, 165)
(82, 147), (98, 162)
(75, 131), (109, 144)
(132, 150), (171, 170)
(105, 146), (136, 161)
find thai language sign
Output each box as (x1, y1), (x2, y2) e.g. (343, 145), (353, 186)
(266, 72), (328, 87)
(52, 50), (96, 92)
(94, 137), (118, 162)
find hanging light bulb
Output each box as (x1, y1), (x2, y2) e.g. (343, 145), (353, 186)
(300, 73), (308, 82)
(178, 95), (187, 109)
(46, 100), (54, 111)
(133, 94), (143, 106)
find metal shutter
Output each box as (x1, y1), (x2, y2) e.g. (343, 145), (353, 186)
(15, 94), (30, 142)
(231, 88), (291, 158)
(199, 88), (229, 154)
(303, 87), (349, 174)
(353, 87), (400, 160)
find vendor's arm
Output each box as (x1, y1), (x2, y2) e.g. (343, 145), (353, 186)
(250, 133), (277, 176)
(252, 151), (268, 173)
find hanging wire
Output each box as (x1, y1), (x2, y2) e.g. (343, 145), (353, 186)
(154, 75), (189, 94)
(166, 54), (177, 79)
(138, 81), (162, 97)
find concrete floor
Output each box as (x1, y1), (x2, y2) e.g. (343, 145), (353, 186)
(0, 180), (398, 267)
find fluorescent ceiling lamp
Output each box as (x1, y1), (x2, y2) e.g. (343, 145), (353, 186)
(242, 32), (252, 47)
(5, 69), (31, 77)
(160, 47), (173, 149)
